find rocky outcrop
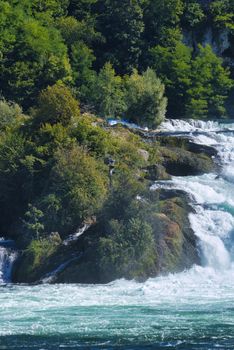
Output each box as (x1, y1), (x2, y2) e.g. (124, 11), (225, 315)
(156, 190), (199, 271)
(144, 164), (171, 181)
(160, 146), (215, 176)
(13, 128), (215, 285)
(14, 188), (199, 284)
(55, 190), (199, 283)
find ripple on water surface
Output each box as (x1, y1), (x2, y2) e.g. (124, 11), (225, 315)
(0, 266), (234, 349)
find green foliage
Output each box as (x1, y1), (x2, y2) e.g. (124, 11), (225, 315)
(31, 0), (69, 18)
(103, 173), (146, 222)
(20, 237), (60, 280)
(34, 83), (80, 126)
(0, 99), (26, 132)
(57, 16), (101, 46)
(37, 194), (62, 234)
(0, 1), (17, 55)
(186, 45), (233, 118)
(47, 145), (108, 235)
(209, 0), (234, 29)
(92, 63), (127, 119)
(68, 0), (97, 21)
(0, 1), (71, 106)
(0, 131), (32, 230)
(0, 0), (234, 261)
(95, 0), (144, 73)
(98, 217), (156, 280)
(1, 0), (234, 119)
(143, 0), (184, 47)
(151, 43), (232, 119)
(70, 41), (96, 101)
(23, 204), (44, 240)
(183, 1), (205, 28)
(124, 68), (167, 128)
(150, 42), (192, 118)
(71, 115), (112, 157)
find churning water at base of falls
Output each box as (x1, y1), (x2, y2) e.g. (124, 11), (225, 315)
(0, 267), (234, 349)
(1, 119), (234, 349)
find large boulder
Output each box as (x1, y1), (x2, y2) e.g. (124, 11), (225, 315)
(159, 146), (215, 176)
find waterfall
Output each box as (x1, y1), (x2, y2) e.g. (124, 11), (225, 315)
(0, 238), (17, 284)
(154, 119), (234, 271)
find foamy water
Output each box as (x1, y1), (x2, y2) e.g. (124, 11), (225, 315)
(0, 120), (234, 349)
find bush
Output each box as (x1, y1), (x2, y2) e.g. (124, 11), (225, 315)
(0, 100), (25, 132)
(124, 68), (167, 128)
(91, 63), (127, 119)
(23, 204), (45, 240)
(97, 217), (157, 281)
(47, 145), (108, 235)
(35, 83), (80, 126)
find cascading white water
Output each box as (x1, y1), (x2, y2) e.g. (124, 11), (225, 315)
(155, 119), (234, 271)
(0, 120), (233, 349)
(0, 238), (17, 284)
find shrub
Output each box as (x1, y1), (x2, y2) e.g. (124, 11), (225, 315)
(124, 68), (167, 128)
(98, 217), (157, 281)
(92, 63), (127, 119)
(0, 99), (26, 132)
(47, 145), (108, 235)
(35, 83), (80, 126)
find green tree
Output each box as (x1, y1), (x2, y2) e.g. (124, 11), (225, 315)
(0, 131), (34, 232)
(68, 0), (97, 21)
(143, 0), (184, 47)
(95, 0), (144, 73)
(182, 1), (205, 29)
(23, 204), (44, 240)
(56, 15), (102, 46)
(70, 41), (96, 102)
(48, 145), (108, 235)
(31, 0), (69, 18)
(0, 99), (26, 132)
(92, 63), (126, 119)
(150, 42), (192, 118)
(124, 68), (167, 128)
(186, 45), (233, 118)
(0, 2), (71, 107)
(34, 83), (80, 126)
(0, 1), (18, 55)
(209, 0), (234, 30)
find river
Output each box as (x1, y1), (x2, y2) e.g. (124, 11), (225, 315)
(0, 119), (233, 349)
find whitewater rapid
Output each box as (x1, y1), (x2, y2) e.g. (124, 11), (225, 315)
(0, 119), (233, 349)
(0, 238), (17, 284)
(156, 119), (234, 272)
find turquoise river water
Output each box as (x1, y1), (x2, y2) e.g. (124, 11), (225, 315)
(0, 119), (234, 349)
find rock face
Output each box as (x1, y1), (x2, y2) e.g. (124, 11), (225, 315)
(161, 146), (214, 176)
(183, 26), (233, 65)
(155, 190), (199, 272)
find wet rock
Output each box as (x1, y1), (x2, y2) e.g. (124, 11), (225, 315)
(160, 147), (215, 176)
(187, 142), (217, 157)
(145, 164), (171, 181)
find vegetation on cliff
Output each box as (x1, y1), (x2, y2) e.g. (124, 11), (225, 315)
(0, 0), (228, 282)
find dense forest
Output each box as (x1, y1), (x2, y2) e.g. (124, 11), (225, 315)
(0, 0), (234, 282)
(1, 0), (234, 122)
